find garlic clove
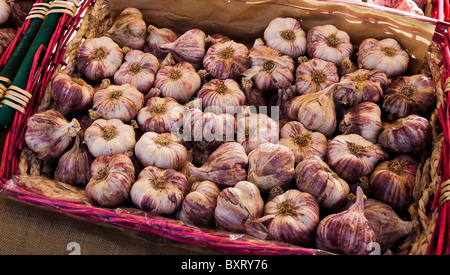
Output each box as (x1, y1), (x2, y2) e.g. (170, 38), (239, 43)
(294, 58), (339, 95)
(144, 25), (178, 59)
(263, 17), (307, 59)
(197, 78), (246, 114)
(104, 7), (147, 50)
(136, 96), (184, 134)
(339, 101), (382, 144)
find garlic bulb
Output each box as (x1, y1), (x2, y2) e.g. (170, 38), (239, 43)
(382, 74), (436, 119)
(378, 114), (431, 156)
(144, 25), (178, 59)
(130, 166), (190, 215)
(91, 83), (144, 123)
(215, 181), (264, 233)
(203, 40), (250, 81)
(50, 72), (95, 115)
(113, 50), (160, 94)
(136, 96), (184, 134)
(85, 154), (135, 207)
(54, 133), (93, 186)
(154, 62), (202, 104)
(333, 69), (389, 108)
(0, 0), (11, 25)
(197, 78), (246, 114)
(247, 143), (295, 193)
(205, 33), (231, 47)
(76, 37), (124, 81)
(263, 17), (307, 59)
(241, 78), (267, 108)
(364, 199), (418, 253)
(339, 57), (358, 76)
(287, 85), (337, 138)
(294, 58), (339, 95)
(135, 132), (187, 170)
(84, 119), (136, 158)
(315, 187), (377, 255)
(357, 38), (409, 78)
(279, 121), (328, 164)
(183, 142), (248, 189)
(24, 110), (81, 160)
(159, 29), (206, 69)
(104, 7), (146, 50)
(243, 44), (295, 92)
(236, 113), (279, 154)
(369, 155), (418, 211)
(247, 189), (320, 245)
(327, 134), (387, 182)
(176, 180), (220, 226)
(306, 25), (353, 66)
(339, 101), (382, 143)
(295, 155), (350, 209)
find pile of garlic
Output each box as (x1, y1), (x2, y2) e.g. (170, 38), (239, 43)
(24, 10), (435, 255)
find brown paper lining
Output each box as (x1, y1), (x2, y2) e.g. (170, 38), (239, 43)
(108, 0), (438, 74)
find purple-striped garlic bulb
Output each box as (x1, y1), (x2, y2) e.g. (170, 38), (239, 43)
(369, 155), (418, 211)
(203, 40), (250, 80)
(339, 101), (382, 143)
(113, 49), (160, 94)
(51, 72), (95, 115)
(378, 114), (431, 156)
(279, 121), (327, 165)
(136, 96), (184, 134)
(24, 110), (81, 160)
(215, 181), (264, 233)
(382, 74), (436, 119)
(247, 143), (295, 193)
(246, 189), (320, 245)
(306, 25), (353, 66)
(295, 155), (350, 209)
(159, 29), (206, 69)
(315, 187), (377, 255)
(241, 78), (268, 108)
(104, 8), (146, 50)
(130, 166), (190, 215)
(294, 58), (339, 95)
(154, 62), (202, 104)
(358, 38), (409, 78)
(327, 134), (387, 182)
(76, 36), (124, 81)
(85, 153), (135, 207)
(135, 132), (187, 170)
(263, 17), (307, 59)
(236, 113), (279, 154)
(176, 180), (220, 226)
(144, 25), (178, 59)
(197, 78), (246, 114)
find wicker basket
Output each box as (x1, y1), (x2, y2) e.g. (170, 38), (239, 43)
(1, 0), (450, 255)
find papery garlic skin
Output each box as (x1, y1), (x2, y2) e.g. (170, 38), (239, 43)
(236, 113), (279, 154)
(215, 181), (264, 233)
(339, 101), (382, 143)
(263, 17), (307, 59)
(135, 132), (187, 170)
(294, 58), (339, 95)
(369, 155), (418, 211)
(136, 96), (184, 134)
(203, 40), (250, 80)
(24, 110), (81, 160)
(358, 38), (409, 78)
(327, 134), (387, 182)
(306, 25), (353, 66)
(378, 114), (431, 156)
(91, 83), (144, 123)
(84, 119), (136, 158)
(144, 25), (178, 59)
(113, 50), (160, 94)
(315, 187), (377, 255)
(85, 154), (135, 207)
(104, 7), (146, 50)
(51, 72), (94, 115)
(177, 180), (220, 226)
(197, 78), (246, 114)
(247, 143), (295, 193)
(130, 166), (190, 215)
(155, 62), (202, 104)
(382, 74), (436, 119)
(76, 37), (124, 81)
(295, 155), (350, 209)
